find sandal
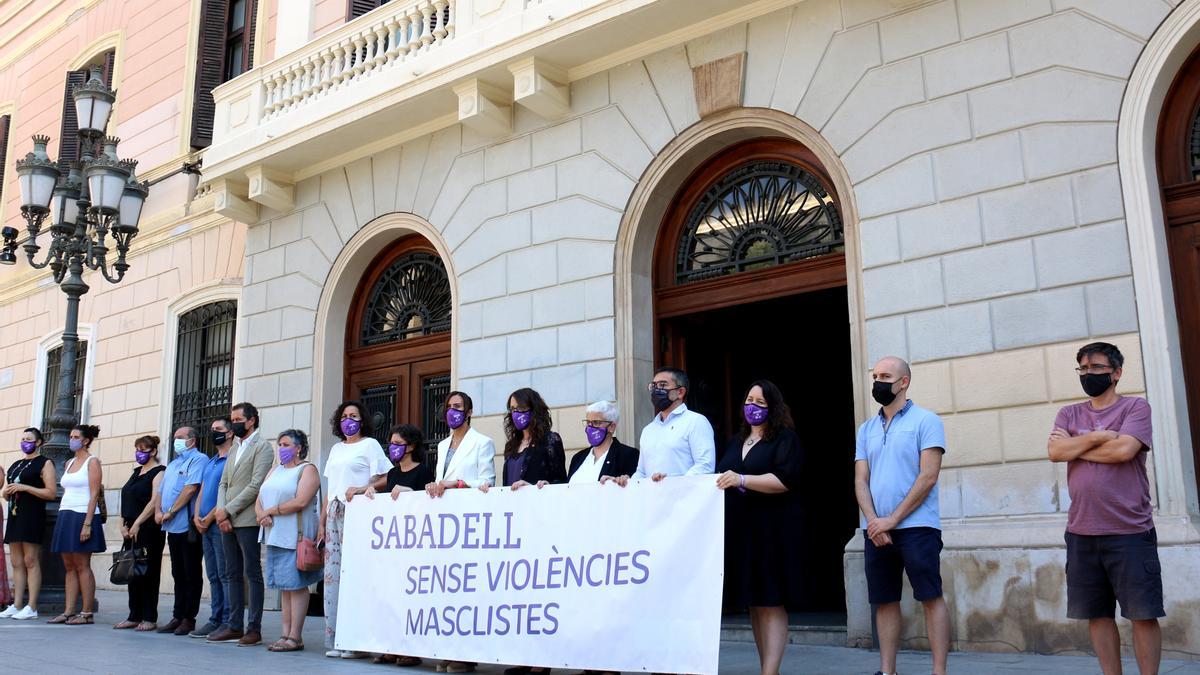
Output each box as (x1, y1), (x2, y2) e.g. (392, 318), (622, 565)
(66, 612), (94, 625)
(113, 620), (138, 629)
(135, 622), (157, 631)
(47, 613), (75, 624)
(274, 636), (304, 652)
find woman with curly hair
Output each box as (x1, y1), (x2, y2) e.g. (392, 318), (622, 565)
(322, 401), (390, 659)
(714, 379), (805, 675)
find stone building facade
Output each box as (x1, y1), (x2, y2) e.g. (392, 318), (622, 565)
(2, 0), (1199, 660)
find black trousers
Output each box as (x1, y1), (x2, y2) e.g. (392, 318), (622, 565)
(167, 531), (204, 621)
(125, 519), (165, 623)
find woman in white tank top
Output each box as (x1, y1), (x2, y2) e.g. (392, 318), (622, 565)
(48, 424), (105, 625)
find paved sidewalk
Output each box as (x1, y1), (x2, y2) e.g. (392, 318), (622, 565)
(0, 590), (1196, 674)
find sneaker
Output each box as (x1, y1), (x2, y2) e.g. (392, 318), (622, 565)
(14, 606), (40, 621)
(340, 650), (368, 659)
(0, 605), (18, 618)
(189, 621), (220, 638)
(326, 649), (344, 658)
(236, 630), (263, 647)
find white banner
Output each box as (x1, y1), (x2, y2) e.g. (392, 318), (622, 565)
(335, 475), (725, 674)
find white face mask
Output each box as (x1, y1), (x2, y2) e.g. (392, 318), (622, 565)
(174, 438), (190, 454)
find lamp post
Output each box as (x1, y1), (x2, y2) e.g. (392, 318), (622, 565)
(2, 66), (148, 612)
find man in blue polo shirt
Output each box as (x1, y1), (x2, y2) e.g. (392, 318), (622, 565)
(188, 416), (233, 638)
(854, 356), (949, 675)
(155, 426), (209, 636)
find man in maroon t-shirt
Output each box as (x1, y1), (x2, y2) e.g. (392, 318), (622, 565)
(1048, 342), (1162, 675)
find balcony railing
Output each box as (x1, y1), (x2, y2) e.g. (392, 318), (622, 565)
(202, 0), (750, 215)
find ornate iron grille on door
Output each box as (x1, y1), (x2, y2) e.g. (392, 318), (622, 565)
(172, 300), (237, 456)
(41, 342), (88, 436)
(360, 251), (451, 347)
(675, 160), (844, 285)
(420, 374), (451, 471)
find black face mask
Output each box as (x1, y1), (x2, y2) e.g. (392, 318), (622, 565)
(211, 430), (228, 447)
(231, 421), (248, 438)
(650, 388), (674, 412)
(872, 380), (898, 406)
(1080, 373), (1113, 398)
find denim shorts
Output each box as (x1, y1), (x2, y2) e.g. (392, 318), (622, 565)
(863, 526), (943, 604)
(1065, 528), (1164, 621)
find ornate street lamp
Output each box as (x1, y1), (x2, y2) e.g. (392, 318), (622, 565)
(1, 66), (149, 611)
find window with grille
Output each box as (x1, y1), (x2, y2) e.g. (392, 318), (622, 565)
(675, 160), (844, 285)
(172, 300), (237, 456)
(41, 342), (89, 436)
(0, 114), (10, 210)
(360, 251), (452, 347)
(192, 0), (258, 148)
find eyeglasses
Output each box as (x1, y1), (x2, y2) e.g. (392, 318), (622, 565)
(647, 381), (679, 391)
(1075, 365), (1115, 375)
(582, 420), (613, 428)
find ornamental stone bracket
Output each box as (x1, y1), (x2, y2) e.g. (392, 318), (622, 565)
(508, 57), (570, 121)
(453, 79), (512, 137)
(211, 178), (259, 223)
(246, 165), (295, 212)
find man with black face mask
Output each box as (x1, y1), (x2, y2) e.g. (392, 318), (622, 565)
(1048, 342), (1160, 675)
(853, 356), (949, 675)
(607, 367), (715, 486)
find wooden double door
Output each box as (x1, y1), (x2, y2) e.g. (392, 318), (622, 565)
(1158, 46), (1200, 476)
(345, 236), (452, 465)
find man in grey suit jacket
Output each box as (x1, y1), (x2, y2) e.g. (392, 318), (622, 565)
(206, 402), (274, 647)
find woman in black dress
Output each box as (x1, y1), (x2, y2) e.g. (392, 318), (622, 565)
(715, 379), (804, 675)
(115, 435), (167, 631)
(496, 387), (566, 492)
(363, 424), (435, 667)
(1, 427), (57, 620)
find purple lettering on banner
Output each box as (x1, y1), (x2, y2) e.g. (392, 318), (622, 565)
(406, 607), (423, 634)
(405, 565), (418, 595)
(486, 561), (505, 591)
(370, 516), (384, 549)
(543, 602), (560, 635)
(463, 562), (478, 593)
(462, 513), (480, 549)
(503, 511), (522, 549)
(546, 552), (564, 589)
(438, 513), (460, 548)
(526, 603), (542, 636)
(612, 550), (630, 585)
(585, 553), (605, 587)
(404, 514), (417, 548)
(495, 604), (511, 635)
(418, 514), (436, 548)
(563, 555), (584, 586)
(386, 517), (403, 549)
(631, 550), (651, 584)
(511, 559), (531, 590)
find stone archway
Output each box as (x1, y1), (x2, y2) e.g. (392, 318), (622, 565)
(310, 213), (459, 467)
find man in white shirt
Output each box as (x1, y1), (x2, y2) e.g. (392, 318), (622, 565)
(609, 368), (716, 484)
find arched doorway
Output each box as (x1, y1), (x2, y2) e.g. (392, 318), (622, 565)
(1156, 43), (1200, 491)
(345, 235), (452, 466)
(652, 138), (858, 616)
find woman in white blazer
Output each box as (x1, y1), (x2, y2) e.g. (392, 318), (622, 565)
(426, 390), (497, 497)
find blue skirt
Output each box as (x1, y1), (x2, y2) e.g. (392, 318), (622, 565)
(265, 545), (321, 591)
(50, 510), (106, 554)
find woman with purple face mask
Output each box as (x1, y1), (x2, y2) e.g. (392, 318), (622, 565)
(322, 402), (390, 659)
(115, 435), (166, 631)
(256, 430), (322, 653)
(1, 427), (56, 621)
(482, 388), (565, 500)
(568, 401), (640, 486)
(362, 423), (433, 668)
(713, 380), (805, 675)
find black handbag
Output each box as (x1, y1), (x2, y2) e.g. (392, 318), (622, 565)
(109, 540), (148, 585)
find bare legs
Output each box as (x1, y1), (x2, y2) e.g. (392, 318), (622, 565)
(749, 606), (788, 675)
(1091, 617), (1162, 675)
(60, 552), (96, 614)
(923, 597), (950, 675)
(875, 599), (950, 675)
(286, 589), (310, 640)
(8, 542), (43, 609)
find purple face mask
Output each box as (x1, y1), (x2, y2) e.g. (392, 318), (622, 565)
(743, 403), (769, 426)
(446, 408), (467, 429)
(20, 440), (37, 454)
(135, 450), (151, 465)
(279, 445), (297, 465)
(69, 438), (84, 452)
(340, 417), (362, 438)
(388, 443), (407, 462)
(511, 410), (532, 431)
(584, 424), (609, 447)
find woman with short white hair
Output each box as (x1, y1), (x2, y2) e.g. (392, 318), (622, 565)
(569, 401), (639, 484)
